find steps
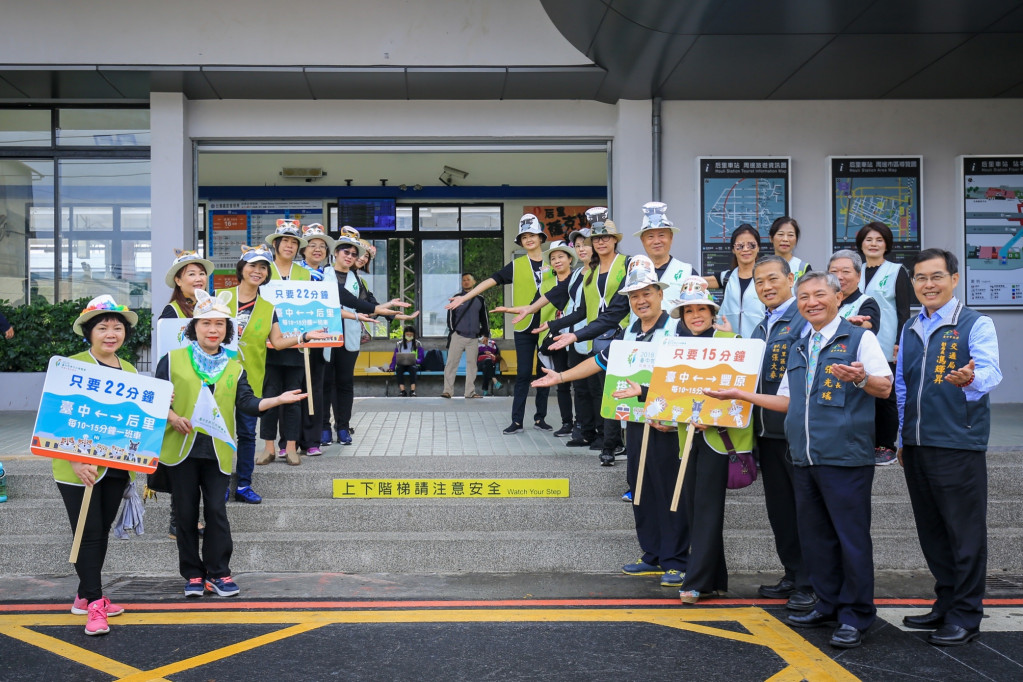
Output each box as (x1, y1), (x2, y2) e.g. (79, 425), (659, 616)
(2, 452), (1022, 575)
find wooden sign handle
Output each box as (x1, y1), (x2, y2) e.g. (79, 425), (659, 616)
(69, 484), (94, 564)
(670, 422), (696, 513)
(633, 422), (652, 506)
(303, 347), (314, 414)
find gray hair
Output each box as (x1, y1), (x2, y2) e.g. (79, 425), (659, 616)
(754, 254), (791, 276)
(828, 249), (862, 274)
(796, 270), (841, 294)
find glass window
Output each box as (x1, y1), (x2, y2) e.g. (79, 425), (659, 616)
(57, 109), (150, 147)
(1, 160), (54, 305)
(463, 237), (504, 338)
(461, 205), (502, 231)
(419, 206), (458, 231)
(395, 206), (413, 232)
(420, 239), (461, 336)
(0, 110), (51, 146)
(361, 239), (390, 338)
(58, 159), (151, 307)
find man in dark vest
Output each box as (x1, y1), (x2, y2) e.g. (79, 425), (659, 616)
(897, 248), (1002, 646)
(706, 271), (893, 649)
(749, 256), (816, 612)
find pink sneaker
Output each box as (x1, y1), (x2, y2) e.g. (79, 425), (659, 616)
(72, 595), (124, 616)
(84, 599), (110, 636)
(306, 447), (322, 456)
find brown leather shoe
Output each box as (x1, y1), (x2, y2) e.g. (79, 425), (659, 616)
(286, 448), (301, 466)
(255, 449), (276, 465)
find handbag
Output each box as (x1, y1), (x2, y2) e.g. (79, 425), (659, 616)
(717, 427), (757, 490)
(591, 325), (622, 357)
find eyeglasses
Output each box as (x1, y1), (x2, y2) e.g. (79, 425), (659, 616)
(733, 243), (758, 251)
(912, 273), (950, 285)
(338, 249), (358, 256)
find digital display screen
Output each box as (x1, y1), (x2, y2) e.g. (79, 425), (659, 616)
(337, 198), (396, 232)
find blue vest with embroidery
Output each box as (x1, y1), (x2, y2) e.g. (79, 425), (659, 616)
(901, 302), (990, 451)
(752, 302), (805, 440)
(785, 319), (874, 467)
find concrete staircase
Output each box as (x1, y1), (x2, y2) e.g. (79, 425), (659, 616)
(2, 451), (1022, 576)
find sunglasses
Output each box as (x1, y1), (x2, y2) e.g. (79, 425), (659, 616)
(338, 248), (358, 256)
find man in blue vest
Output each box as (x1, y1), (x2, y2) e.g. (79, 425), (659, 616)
(897, 248), (1002, 646)
(705, 271), (893, 649)
(749, 256), (815, 613)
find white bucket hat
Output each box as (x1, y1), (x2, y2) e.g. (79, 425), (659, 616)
(514, 213), (548, 245)
(238, 244), (273, 265)
(165, 249), (215, 288)
(634, 201), (679, 238)
(265, 219), (308, 250)
(618, 255), (669, 294)
(544, 240), (578, 267)
(302, 223), (336, 252)
(333, 235), (368, 259)
(668, 276), (721, 318)
(72, 295), (139, 337)
(192, 289), (234, 320)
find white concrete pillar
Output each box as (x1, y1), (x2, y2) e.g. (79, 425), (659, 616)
(611, 99), (653, 257)
(149, 92), (192, 326)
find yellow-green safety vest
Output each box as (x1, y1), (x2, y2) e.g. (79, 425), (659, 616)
(582, 253), (628, 352)
(270, 261), (311, 281)
(512, 255), (545, 333)
(227, 287), (275, 398)
(160, 348), (244, 475)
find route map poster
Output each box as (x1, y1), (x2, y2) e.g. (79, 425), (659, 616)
(831, 156), (922, 266)
(207, 201), (323, 289)
(963, 156), (1023, 308)
(698, 158), (789, 279)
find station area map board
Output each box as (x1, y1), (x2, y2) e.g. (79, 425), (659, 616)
(964, 156), (1023, 307)
(698, 158), (789, 278)
(831, 157), (921, 266)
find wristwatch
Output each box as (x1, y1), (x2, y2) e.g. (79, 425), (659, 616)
(853, 372), (868, 389)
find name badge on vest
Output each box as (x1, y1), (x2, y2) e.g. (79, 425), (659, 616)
(934, 334), (959, 384)
(769, 341), (789, 381)
(192, 387), (236, 450)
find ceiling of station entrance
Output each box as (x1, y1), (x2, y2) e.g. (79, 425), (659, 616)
(197, 151), (607, 187)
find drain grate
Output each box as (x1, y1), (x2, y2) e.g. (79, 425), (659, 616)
(985, 573), (1023, 597)
(103, 576), (184, 600)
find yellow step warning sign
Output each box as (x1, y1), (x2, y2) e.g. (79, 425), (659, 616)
(332, 478), (570, 499)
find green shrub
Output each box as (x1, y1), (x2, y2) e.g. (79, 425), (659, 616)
(0, 298), (152, 372)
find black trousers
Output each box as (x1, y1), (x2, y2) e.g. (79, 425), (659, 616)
(328, 347), (360, 431)
(551, 348), (573, 426)
(167, 456), (233, 580)
(793, 464), (876, 631)
(758, 437), (810, 591)
(298, 349), (327, 450)
(322, 349), (336, 431)
(57, 471), (129, 602)
(874, 362), (899, 451)
(626, 421), (689, 571)
(568, 348), (598, 439)
(395, 365), (418, 387)
(903, 446), (987, 629)
(479, 359), (496, 388)
(260, 363), (303, 442)
(680, 435), (729, 593)
(511, 331), (548, 426)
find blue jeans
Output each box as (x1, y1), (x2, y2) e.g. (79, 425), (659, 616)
(235, 409), (258, 489)
(511, 331), (549, 426)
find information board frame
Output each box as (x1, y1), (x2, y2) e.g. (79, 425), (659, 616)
(961, 155), (1023, 310)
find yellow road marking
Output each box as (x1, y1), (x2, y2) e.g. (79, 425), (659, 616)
(0, 625), (169, 681)
(1, 607), (856, 681)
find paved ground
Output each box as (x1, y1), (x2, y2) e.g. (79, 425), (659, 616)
(3, 573), (1023, 681)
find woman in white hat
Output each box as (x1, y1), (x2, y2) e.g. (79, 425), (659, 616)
(531, 257), (690, 588)
(445, 213), (552, 436)
(161, 250), (215, 319)
(264, 219), (311, 281)
(157, 289), (308, 600)
(666, 277), (752, 605)
(323, 236), (411, 445)
(295, 223), (334, 281)
(55, 295), (140, 636)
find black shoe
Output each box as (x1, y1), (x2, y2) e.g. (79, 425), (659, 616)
(830, 624), (863, 649)
(758, 578), (796, 599)
(787, 609), (836, 628)
(786, 590), (818, 612)
(599, 450), (616, 466)
(567, 437), (593, 447)
(553, 423), (574, 437)
(534, 420), (553, 431)
(928, 623), (980, 646)
(410, 391), (416, 397)
(612, 444), (627, 460)
(903, 610), (945, 630)
(503, 422), (524, 435)
(400, 390), (408, 397)
(588, 437), (605, 451)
